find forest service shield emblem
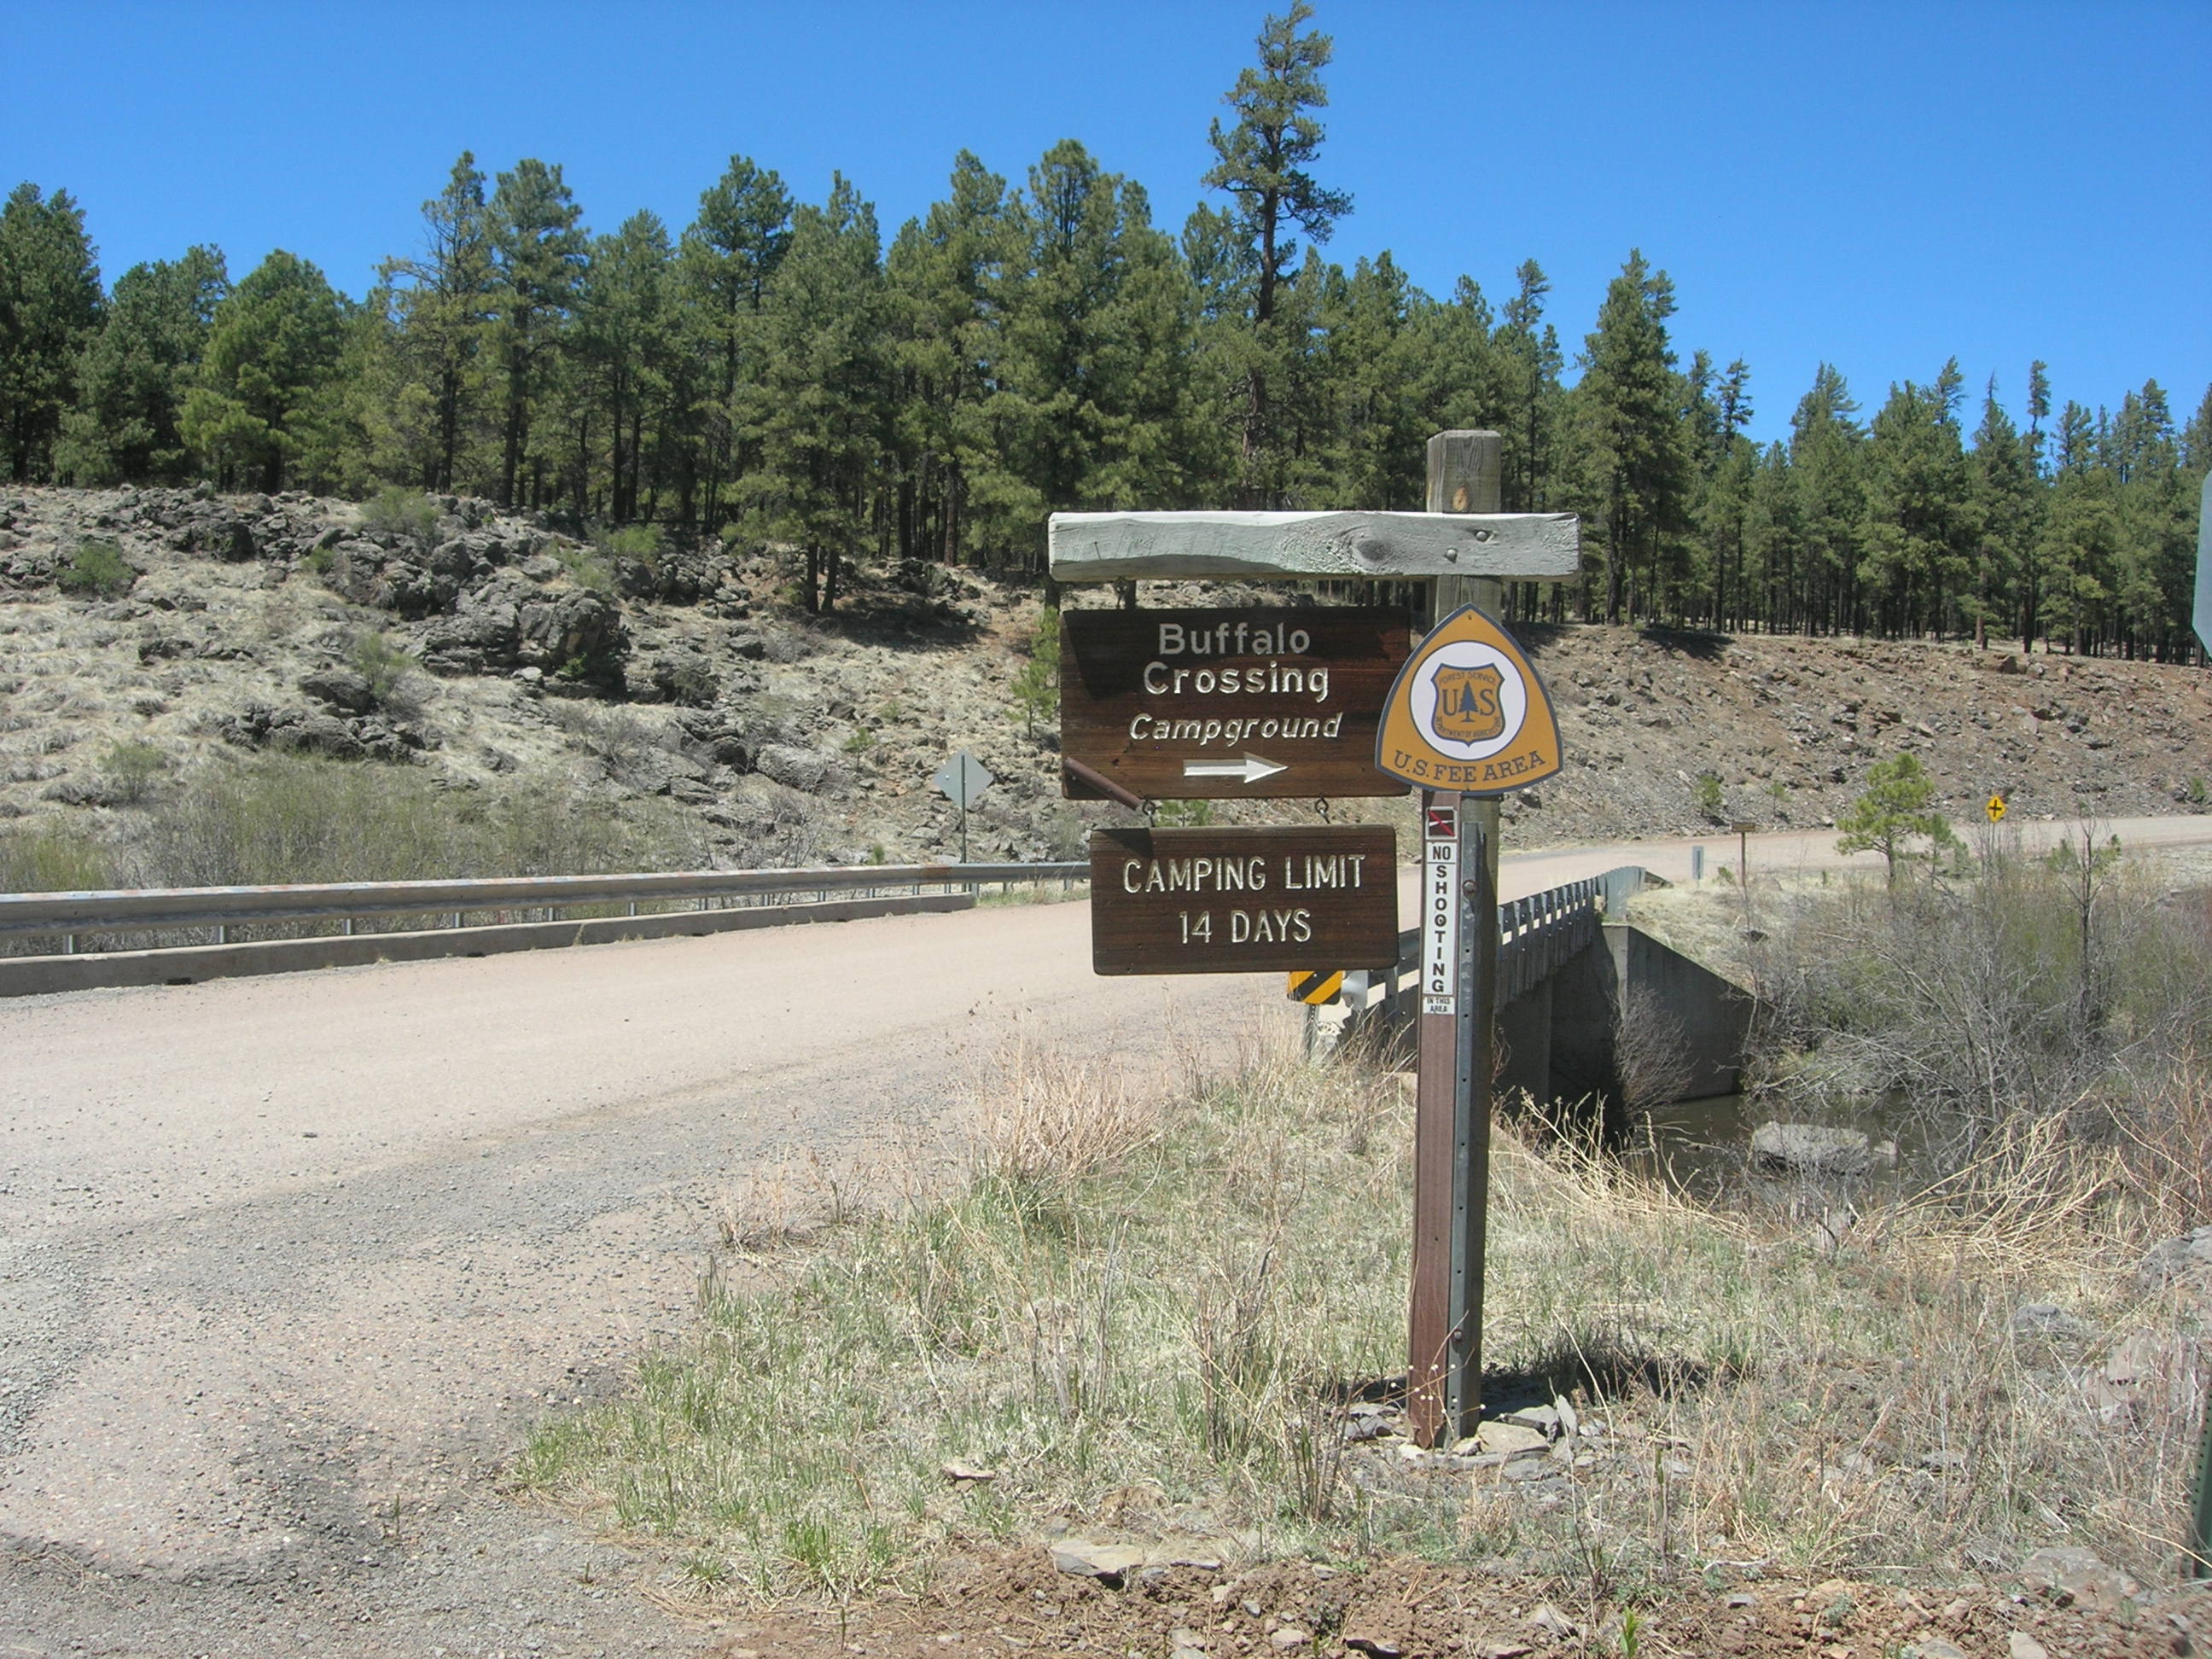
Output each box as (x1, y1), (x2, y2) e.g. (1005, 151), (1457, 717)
(1431, 664), (1505, 742)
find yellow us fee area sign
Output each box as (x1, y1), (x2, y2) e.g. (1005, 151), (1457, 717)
(1374, 605), (1562, 795)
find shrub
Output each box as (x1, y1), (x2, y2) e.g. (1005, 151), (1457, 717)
(131, 753), (705, 888)
(1010, 608), (1060, 738)
(101, 739), (168, 805)
(349, 630), (414, 702)
(56, 538), (135, 597)
(1154, 799), (1215, 827)
(1752, 848), (2209, 1158)
(555, 543), (614, 593)
(360, 486), (441, 548)
(1691, 770), (1725, 821)
(602, 524), (661, 562)
(0, 821), (115, 894)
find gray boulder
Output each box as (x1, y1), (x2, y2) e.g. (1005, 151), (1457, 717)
(300, 667), (376, 713)
(1751, 1121), (1885, 1178)
(2133, 1225), (2212, 1294)
(754, 744), (835, 793)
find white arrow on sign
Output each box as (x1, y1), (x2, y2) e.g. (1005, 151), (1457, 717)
(1182, 753), (1289, 784)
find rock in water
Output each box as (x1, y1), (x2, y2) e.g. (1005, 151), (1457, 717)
(1751, 1121), (1876, 1177)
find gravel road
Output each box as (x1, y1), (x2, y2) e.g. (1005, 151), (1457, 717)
(0, 894), (1292, 1656)
(5, 816), (2206, 1656)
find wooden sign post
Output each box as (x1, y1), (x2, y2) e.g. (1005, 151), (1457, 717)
(1048, 433), (1577, 1451)
(1411, 434), (1515, 1447)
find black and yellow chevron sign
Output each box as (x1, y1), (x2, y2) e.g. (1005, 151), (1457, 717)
(1286, 969), (1345, 1005)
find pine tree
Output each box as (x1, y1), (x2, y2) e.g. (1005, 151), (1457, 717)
(380, 155), (497, 493)
(752, 174), (886, 613)
(2038, 401), (2118, 653)
(1575, 250), (1693, 622)
(1200, 1), (1351, 505)
(1787, 364), (1865, 632)
(1493, 261), (1562, 512)
(0, 183), (102, 481)
(883, 151), (1013, 565)
(57, 245), (225, 484)
(1324, 251), (1426, 508)
(1836, 752), (1959, 885)
(1860, 359), (1970, 637)
(1966, 378), (2033, 650)
(574, 211), (676, 521)
(679, 156), (792, 530)
(179, 250), (346, 492)
(1691, 358), (1756, 628)
(988, 143), (1202, 562)
(487, 160), (586, 507)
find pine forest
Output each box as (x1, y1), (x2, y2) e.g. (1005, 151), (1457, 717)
(1, 5), (2203, 660)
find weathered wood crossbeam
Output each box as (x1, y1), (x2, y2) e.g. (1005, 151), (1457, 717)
(1048, 509), (1580, 582)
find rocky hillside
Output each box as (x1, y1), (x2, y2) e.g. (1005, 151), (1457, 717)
(3, 486), (2207, 882)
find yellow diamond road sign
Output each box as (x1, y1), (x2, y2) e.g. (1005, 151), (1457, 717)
(1986, 794), (2007, 824)
(1374, 605), (1562, 795)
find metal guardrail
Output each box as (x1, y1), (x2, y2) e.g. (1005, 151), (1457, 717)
(0, 862), (1089, 953)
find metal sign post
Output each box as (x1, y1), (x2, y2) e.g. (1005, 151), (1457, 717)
(932, 751), (994, 864)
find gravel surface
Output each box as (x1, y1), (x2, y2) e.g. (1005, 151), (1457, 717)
(0, 898), (1287, 1656)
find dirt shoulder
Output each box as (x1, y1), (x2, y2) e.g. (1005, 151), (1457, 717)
(701, 1548), (2212, 1659)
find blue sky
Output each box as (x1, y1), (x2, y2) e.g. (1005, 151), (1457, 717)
(5, 1), (2204, 445)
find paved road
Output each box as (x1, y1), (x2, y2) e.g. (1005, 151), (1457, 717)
(4, 812), (2206, 1656)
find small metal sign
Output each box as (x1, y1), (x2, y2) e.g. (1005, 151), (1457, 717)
(1375, 606), (1562, 795)
(1986, 793), (2007, 824)
(1421, 804), (1459, 1015)
(1060, 608), (1412, 800)
(934, 751), (994, 863)
(1286, 969), (1346, 1005)
(933, 751), (994, 808)
(1089, 825), (1397, 975)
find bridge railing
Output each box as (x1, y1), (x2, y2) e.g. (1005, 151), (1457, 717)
(1371, 865), (1655, 1015)
(0, 862), (1088, 956)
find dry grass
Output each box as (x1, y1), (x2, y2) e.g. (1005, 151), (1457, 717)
(515, 1023), (2212, 1604)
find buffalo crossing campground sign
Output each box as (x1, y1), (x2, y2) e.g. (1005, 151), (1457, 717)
(1059, 607), (1412, 800)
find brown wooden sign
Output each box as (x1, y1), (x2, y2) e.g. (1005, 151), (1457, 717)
(1089, 825), (1398, 975)
(1061, 607), (1412, 800)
